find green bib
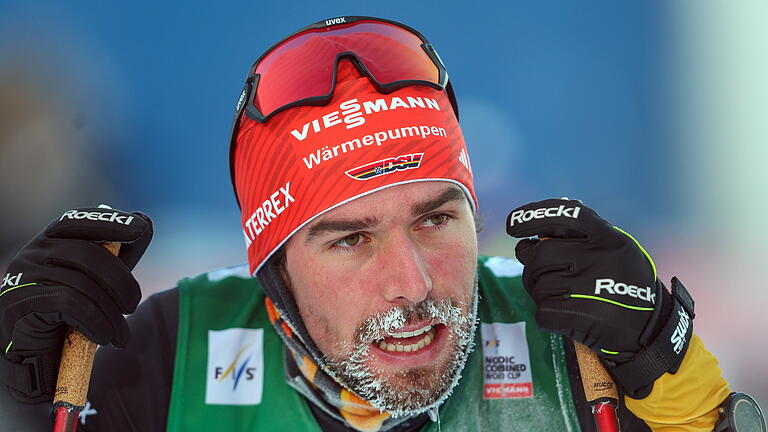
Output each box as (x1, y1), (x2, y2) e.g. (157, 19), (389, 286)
(166, 256), (582, 431)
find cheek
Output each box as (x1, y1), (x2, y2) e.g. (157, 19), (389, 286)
(287, 246), (345, 308)
(424, 225), (478, 296)
(288, 259), (362, 354)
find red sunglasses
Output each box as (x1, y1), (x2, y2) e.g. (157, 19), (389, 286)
(228, 16), (458, 207)
(234, 16), (457, 123)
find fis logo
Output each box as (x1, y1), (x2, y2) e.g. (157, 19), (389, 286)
(485, 338), (500, 348)
(1, 272), (22, 289)
(670, 309), (690, 354)
(60, 210), (134, 225)
(213, 343), (258, 391)
(206, 328), (263, 405)
(345, 153), (424, 180)
(594, 279), (656, 304)
(508, 205), (581, 226)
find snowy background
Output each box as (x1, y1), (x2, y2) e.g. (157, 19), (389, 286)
(1, 0), (766, 410)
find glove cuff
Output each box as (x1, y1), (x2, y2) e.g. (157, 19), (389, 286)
(0, 350), (61, 403)
(608, 277), (695, 398)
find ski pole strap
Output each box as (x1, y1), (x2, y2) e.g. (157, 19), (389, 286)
(0, 350), (60, 403)
(609, 277), (695, 398)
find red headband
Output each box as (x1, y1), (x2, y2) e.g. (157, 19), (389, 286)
(233, 62), (477, 274)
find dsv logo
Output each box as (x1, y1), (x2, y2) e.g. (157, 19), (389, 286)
(345, 153), (424, 180)
(213, 344), (258, 390)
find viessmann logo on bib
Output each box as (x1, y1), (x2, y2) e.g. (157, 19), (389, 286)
(480, 322), (534, 399)
(206, 328), (264, 405)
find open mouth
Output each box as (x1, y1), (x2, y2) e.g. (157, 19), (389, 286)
(376, 324), (438, 353)
(369, 321), (450, 368)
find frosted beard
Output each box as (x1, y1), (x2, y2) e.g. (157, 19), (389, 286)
(325, 276), (479, 418)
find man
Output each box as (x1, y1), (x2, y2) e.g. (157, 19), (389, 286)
(0, 16), (762, 431)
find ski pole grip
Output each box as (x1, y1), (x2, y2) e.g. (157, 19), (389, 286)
(574, 341), (618, 403)
(52, 241), (121, 411)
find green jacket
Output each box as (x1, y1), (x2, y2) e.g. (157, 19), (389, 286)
(164, 255), (605, 431)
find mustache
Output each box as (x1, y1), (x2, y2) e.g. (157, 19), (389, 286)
(353, 297), (470, 345)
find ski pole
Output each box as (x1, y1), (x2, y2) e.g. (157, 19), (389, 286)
(52, 241), (120, 432)
(574, 341), (621, 432)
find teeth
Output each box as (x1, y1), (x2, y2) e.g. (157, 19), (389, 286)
(377, 327), (436, 353)
(390, 324), (432, 339)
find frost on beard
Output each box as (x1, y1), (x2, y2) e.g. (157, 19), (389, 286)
(325, 284), (479, 418)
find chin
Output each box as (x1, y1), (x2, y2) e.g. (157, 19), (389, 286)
(328, 284), (480, 418)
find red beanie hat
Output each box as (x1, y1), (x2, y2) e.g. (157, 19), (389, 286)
(233, 60), (477, 275)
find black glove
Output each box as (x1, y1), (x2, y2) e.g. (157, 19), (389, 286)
(0, 206), (152, 402)
(506, 198), (695, 397)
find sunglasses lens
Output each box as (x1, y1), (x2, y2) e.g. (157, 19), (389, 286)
(333, 22), (439, 84)
(253, 32), (337, 116)
(252, 20), (441, 119)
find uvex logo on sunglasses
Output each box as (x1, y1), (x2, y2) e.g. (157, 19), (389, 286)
(290, 95), (441, 142)
(325, 17), (347, 26)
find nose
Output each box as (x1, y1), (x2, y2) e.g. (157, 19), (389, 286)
(377, 231), (433, 304)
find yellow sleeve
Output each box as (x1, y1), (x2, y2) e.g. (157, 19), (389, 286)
(624, 334), (732, 431)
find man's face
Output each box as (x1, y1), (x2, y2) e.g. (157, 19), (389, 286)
(284, 181), (479, 416)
